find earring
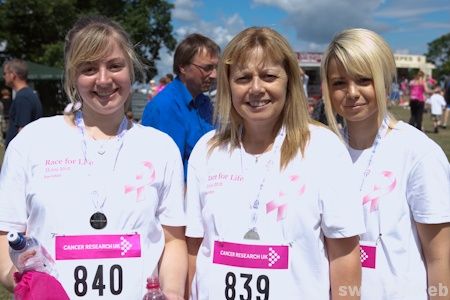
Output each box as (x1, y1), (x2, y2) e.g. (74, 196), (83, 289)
(63, 102), (74, 114)
(73, 101), (82, 111)
(63, 101), (82, 114)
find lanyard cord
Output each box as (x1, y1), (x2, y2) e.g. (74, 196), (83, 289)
(345, 116), (390, 243)
(239, 127), (286, 237)
(74, 111), (129, 210)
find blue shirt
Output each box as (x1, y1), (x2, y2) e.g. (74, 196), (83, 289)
(141, 77), (214, 179)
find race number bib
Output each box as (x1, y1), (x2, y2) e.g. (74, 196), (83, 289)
(209, 241), (295, 299)
(360, 241), (377, 269)
(55, 234), (144, 299)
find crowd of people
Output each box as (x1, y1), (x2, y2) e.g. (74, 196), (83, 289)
(0, 14), (448, 300)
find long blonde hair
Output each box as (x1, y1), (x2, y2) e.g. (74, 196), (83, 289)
(209, 27), (311, 169)
(321, 28), (397, 138)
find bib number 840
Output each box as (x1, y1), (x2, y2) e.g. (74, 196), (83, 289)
(74, 264), (123, 296)
(225, 272), (270, 300)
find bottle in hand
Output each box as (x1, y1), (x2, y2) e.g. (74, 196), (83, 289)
(7, 231), (56, 275)
(143, 276), (165, 300)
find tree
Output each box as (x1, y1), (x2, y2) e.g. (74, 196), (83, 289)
(425, 33), (450, 79)
(0, 0), (176, 80)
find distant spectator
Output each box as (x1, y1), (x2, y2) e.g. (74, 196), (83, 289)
(165, 73), (174, 82)
(0, 88), (11, 140)
(426, 87), (446, 133)
(141, 33), (220, 178)
(155, 76), (169, 93)
(409, 70), (431, 130)
(2, 59), (42, 148)
(442, 76), (450, 129)
(299, 67), (309, 98)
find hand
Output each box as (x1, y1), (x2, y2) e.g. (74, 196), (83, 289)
(18, 249), (37, 267)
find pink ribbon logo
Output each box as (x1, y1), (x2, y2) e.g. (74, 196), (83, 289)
(266, 199), (287, 221)
(124, 161), (156, 201)
(363, 171), (397, 212)
(266, 174), (306, 221)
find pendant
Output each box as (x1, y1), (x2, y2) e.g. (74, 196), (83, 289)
(90, 212), (107, 229)
(97, 147), (106, 155)
(243, 228), (260, 240)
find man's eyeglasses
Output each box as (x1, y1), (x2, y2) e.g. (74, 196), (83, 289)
(191, 63), (217, 74)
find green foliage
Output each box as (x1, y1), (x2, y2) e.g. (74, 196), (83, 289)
(0, 0), (176, 80)
(425, 33), (450, 79)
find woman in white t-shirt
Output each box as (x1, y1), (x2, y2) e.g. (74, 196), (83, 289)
(0, 16), (186, 299)
(321, 28), (450, 299)
(186, 27), (365, 299)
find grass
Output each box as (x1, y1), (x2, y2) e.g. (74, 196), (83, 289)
(0, 105), (448, 299)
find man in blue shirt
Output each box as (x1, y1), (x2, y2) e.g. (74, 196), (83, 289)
(3, 59), (43, 148)
(141, 33), (220, 178)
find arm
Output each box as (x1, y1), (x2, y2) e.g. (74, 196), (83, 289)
(0, 232), (17, 292)
(416, 222), (450, 300)
(325, 236), (361, 300)
(186, 237), (202, 299)
(159, 225), (188, 300)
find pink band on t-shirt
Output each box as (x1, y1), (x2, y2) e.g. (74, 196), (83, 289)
(213, 241), (288, 269)
(55, 234), (141, 260)
(360, 244), (376, 269)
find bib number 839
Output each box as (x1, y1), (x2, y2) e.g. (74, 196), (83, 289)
(225, 272), (270, 300)
(74, 264), (123, 296)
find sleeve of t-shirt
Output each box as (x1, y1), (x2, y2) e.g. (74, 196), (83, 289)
(156, 134), (186, 227)
(407, 144), (450, 224)
(141, 101), (186, 161)
(319, 134), (366, 238)
(0, 141), (28, 232)
(15, 96), (34, 128)
(185, 138), (206, 238)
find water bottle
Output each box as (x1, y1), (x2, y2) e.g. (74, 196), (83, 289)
(7, 231), (56, 275)
(142, 276), (165, 300)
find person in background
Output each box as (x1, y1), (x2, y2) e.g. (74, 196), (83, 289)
(0, 88), (11, 141)
(0, 15), (187, 299)
(321, 28), (449, 300)
(165, 73), (174, 82)
(408, 70), (431, 131)
(442, 76), (450, 129)
(186, 26), (364, 299)
(2, 59), (42, 148)
(426, 86), (447, 133)
(141, 33), (220, 179)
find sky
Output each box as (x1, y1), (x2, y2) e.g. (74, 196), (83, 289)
(154, 0), (450, 78)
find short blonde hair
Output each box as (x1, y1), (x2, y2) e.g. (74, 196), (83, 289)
(64, 15), (144, 104)
(321, 28), (397, 138)
(209, 27), (311, 169)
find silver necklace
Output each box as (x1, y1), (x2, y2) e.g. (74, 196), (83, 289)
(75, 111), (129, 229)
(240, 127), (286, 240)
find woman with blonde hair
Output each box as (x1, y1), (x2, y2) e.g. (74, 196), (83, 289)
(0, 16), (187, 299)
(186, 26), (365, 299)
(321, 28), (449, 299)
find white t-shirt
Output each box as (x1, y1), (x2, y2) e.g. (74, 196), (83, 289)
(349, 121), (450, 300)
(0, 116), (186, 299)
(186, 125), (365, 300)
(426, 93), (447, 115)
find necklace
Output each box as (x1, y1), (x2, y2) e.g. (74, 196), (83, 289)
(75, 111), (129, 229)
(344, 117), (390, 192)
(93, 136), (115, 155)
(240, 127), (286, 240)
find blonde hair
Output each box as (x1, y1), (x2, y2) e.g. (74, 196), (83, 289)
(64, 15), (144, 104)
(320, 28), (397, 138)
(209, 27), (311, 169)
